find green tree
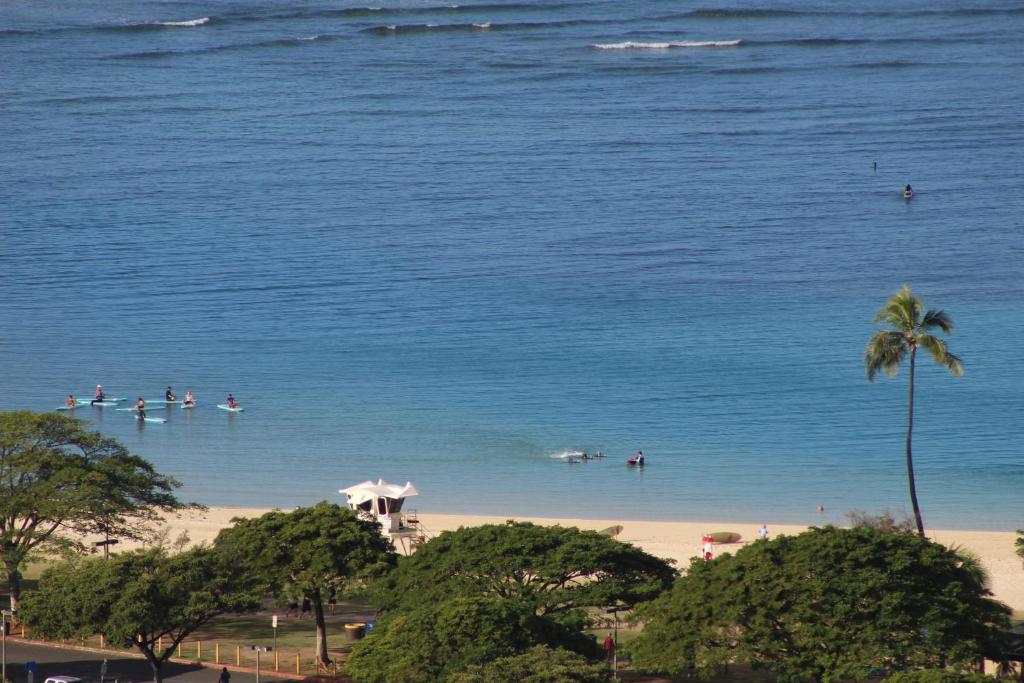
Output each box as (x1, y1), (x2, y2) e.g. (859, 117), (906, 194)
(346, 597), (596, 683)
(18, 548), (256, 683)
(1015, 531), (1023, 567)
(630, 526), (1010, 683)
(213, 502), (396, 666)
(0, 410), (187, 609)
(885, 671), (996, 683)
(447, 645), (608, 683)
(866, 286), (963, 536)
(374, 521), (675, 621)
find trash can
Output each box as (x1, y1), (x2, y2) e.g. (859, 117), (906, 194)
(345, 623), (366, 641)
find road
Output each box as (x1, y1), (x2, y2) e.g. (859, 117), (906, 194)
(1, 640), (298, 683)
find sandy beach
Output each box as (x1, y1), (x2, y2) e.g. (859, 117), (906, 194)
(151, 507), (1023, 614)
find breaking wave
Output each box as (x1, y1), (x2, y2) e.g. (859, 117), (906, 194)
(591, 39), (741, 50)
(158, 17), (211, 27)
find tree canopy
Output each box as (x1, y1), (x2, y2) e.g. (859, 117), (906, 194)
(0, 410), (188, 608)
(373, 521), (675, 620)
(346, 596), (597, 683)
(19, 547), (257, 683)
(213, 502), (396, 665)
(630, 526), (1010, 683)
(446, 645), (608, 683)
(1016, 530), (1023, 567)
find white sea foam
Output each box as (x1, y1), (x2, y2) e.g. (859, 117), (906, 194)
(549, 450), (583, 459)
(592, 39), (741, 50)
(159, 17), (210, 27)
(298, 34), (321, 41)
(473, 22), (492, 28)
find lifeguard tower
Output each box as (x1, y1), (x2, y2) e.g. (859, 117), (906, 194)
(339, 479), (427, 553)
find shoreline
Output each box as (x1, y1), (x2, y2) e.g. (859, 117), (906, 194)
(152, 507), (1024, 613)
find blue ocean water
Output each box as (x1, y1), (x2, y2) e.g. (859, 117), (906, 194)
(2, 0), (1023, 529)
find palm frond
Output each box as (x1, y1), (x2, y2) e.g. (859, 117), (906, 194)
(865, 331), (906, 381)
(918, 335), (964, 377)
(921, 308), (954, 334)
(873, 285), (921, 331)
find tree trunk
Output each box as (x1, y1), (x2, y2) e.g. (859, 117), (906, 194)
(5, 562), (22, 611)
(141, 649), (164, 683)
(906, 348), (926, 537)
(313, 595), (330, 666)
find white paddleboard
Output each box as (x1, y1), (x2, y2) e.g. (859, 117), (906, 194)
(146, 399), (183, 404)
(135, 415), (167, 424)
(217, 404), (244, 412)
(77, 397), (126, 404)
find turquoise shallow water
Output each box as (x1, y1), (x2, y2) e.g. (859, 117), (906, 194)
(2, 0), (1023, 529)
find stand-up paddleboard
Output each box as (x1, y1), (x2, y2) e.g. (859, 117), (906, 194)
(56, 405), (77, 411)
(217, 404), (244, 412)
(135, 415), (167, 424)
(77, 397), (126, 404)
(181, 402), (196, 409)
(80, 401), (120, 407)
(146, 399), (183, 404)
(116, 407), (140, 412)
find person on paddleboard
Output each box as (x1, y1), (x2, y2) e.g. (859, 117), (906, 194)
(166, 386), (177, 401)
(226, 393), (238, 409)
(91, 385), (105, 405)
(65, 395), (77, 408)
(183, 390), (195, 407)
(135, 397), (146, 420)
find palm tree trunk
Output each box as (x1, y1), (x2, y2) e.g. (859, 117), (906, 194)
(907, 348), (926, 536)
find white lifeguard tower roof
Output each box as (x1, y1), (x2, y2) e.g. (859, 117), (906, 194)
(339, 479), (419, 505)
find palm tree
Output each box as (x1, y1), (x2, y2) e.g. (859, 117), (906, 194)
(865, 286), (963, 537)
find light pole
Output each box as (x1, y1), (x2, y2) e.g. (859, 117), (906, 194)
(2, 608), (15, 683)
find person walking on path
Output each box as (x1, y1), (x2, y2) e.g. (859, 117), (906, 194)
(603, 633), (615, 662)
(218, 668), (230, 683)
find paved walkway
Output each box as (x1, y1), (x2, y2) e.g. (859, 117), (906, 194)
(2, 640), (305, 683)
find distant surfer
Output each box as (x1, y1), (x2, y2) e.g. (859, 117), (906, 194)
(904, 184), (913, 198)
(91, 385), (105, 405)
(183, 390), (195, 407)
(165, 386), (176, 401)
(65, 395), (77, 408)
(226, 393), (239, 409)
(628, 450), (644, 466)
(135, 397), (146, 420)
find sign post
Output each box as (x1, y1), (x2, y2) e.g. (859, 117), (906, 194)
(247, 646), (271, 683)
(271, 614), (278, 653)
(2, 608), (15, 683)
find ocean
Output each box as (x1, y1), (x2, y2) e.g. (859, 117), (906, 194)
(2, 0), (1022, 529)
